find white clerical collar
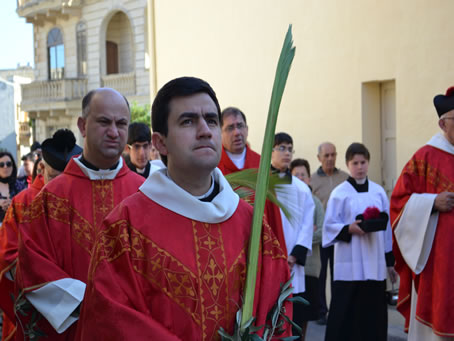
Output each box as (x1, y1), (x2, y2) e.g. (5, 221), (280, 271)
(139, 167), (239, 223)
(73, 156), (123, 180)
(427, 132), (454, 155)
(355, 177), (367, 184)
(226, 148), (246, 169)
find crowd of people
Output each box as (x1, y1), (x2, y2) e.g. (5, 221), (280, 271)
(0, 78), (452, 341)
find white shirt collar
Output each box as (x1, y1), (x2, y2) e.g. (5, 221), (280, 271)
(139, 167), (239, 223)
(226, 148), (247, 169)
(426, 132), (454, 155)
(73, 156), (123, 180)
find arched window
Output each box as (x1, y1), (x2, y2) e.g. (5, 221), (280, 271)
(76, 21), (87, 77)
(47, 28), (64, 80)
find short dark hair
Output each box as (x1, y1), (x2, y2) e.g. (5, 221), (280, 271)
(345, 142), (370, 162)
(0, 151), (18, 183)
(127, 122), (151, 145)
(290, 158), (310, 175)
(151, 77), (221, 165)
(82, 88), (130, 118)
(22, 152), (34, 162)
(273, 132), (293, 147)
(220, 107), (247, 127)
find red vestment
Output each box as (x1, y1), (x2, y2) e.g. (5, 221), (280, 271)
(76, 192), (291, 340)
(15, 159), (144, 340)
(391, 145), (454, 336)
(218, 146), (287, 255)
(0, 175), (44, 341)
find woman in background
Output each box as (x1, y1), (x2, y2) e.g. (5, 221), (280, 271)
(290, 158), (324, 340)
(0, 151), (27, 222)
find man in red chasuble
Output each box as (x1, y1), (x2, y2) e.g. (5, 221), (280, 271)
(391, 86), (454, 340)
(76, 77), (292, 340)
(0, 129), (81, 341)
(14, 88), (144, 340)
(218, 107), (287, 255)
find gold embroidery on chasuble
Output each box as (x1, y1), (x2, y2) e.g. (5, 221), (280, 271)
(92, 181), (114, 228)
(406, 159), (454, 192)
(193, 221), (234, 341)
(92, 221), (202, 324)
(262, 221), (287, 260)
(16, 192), (46, 224)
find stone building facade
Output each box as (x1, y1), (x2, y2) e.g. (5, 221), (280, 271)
(17, 0), (150, 144)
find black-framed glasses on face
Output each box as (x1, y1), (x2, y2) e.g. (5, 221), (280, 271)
(0, 161), (12, 168)
(273, 146), (295, 154)
(223, 123), (246, 133)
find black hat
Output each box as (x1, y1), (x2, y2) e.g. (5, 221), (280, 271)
(41, 129), (83, 172)
(434, 86), (454, 117)
(30, 141), (41, 152)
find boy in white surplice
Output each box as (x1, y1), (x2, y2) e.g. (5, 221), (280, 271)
(322, 142), (397, 341)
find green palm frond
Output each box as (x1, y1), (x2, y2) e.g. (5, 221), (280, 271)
(241, 25), (295, 330)
(225, 169), (291, 220)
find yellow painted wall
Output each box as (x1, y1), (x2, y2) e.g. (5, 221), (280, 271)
(151, 0), (454, 183)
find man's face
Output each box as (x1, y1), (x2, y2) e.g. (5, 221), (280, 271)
(439, 110), (454, 145)
(318, 143), (337, 173)
(221, 114), (248, 154)
(291, 165), (310, 185)
(23, 160), (34, 177)
(77, 90), (130, 169)
(128, 141), (151, 169)
(153, 93), (221, 176)
(271, 142), (294, 172)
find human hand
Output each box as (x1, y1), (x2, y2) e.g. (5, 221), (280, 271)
(348, 220), (365, 236)
(434, 192), (454, 212)
(288, 255), (297, 270)
(0, 198), (11, 212)
(387, 267), (398, 284)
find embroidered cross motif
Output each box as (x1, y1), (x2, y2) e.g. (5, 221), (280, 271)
(203, 258), (224, 297)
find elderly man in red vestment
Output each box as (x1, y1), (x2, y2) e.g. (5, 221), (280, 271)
(76, 77), (291, 340)
(14, 88), (144, 340)
(0, 129), (82, 341)
(218, 107), (287, 254)
(391, 86), (454, 340)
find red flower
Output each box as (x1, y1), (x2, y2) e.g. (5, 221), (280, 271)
(362, 206), (381, 220)
(446, 86), (454, 97)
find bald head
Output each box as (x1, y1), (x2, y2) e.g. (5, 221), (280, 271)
(82, 88), (130, 119)
(77, 88), (130, 169)
(317, 142), (337, 175)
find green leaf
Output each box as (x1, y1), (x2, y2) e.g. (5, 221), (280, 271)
(241, 24), (295, 330)
(287, 296), (309, 305)
(282, 314), (302, 335)
(278, 287), (294, 309)
(218, 327), (235, 340)
(226, 170), (292, 220)
(242, 316), (256, 330)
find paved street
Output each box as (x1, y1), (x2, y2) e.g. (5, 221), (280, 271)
(305, 305), (407, 340)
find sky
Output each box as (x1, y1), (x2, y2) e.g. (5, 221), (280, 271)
(0, 1), (34, 69)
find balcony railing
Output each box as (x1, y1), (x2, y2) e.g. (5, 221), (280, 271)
(21, 78), (87, 105)
(17, 0), (82, 19)
(101, 72), (136, 96)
